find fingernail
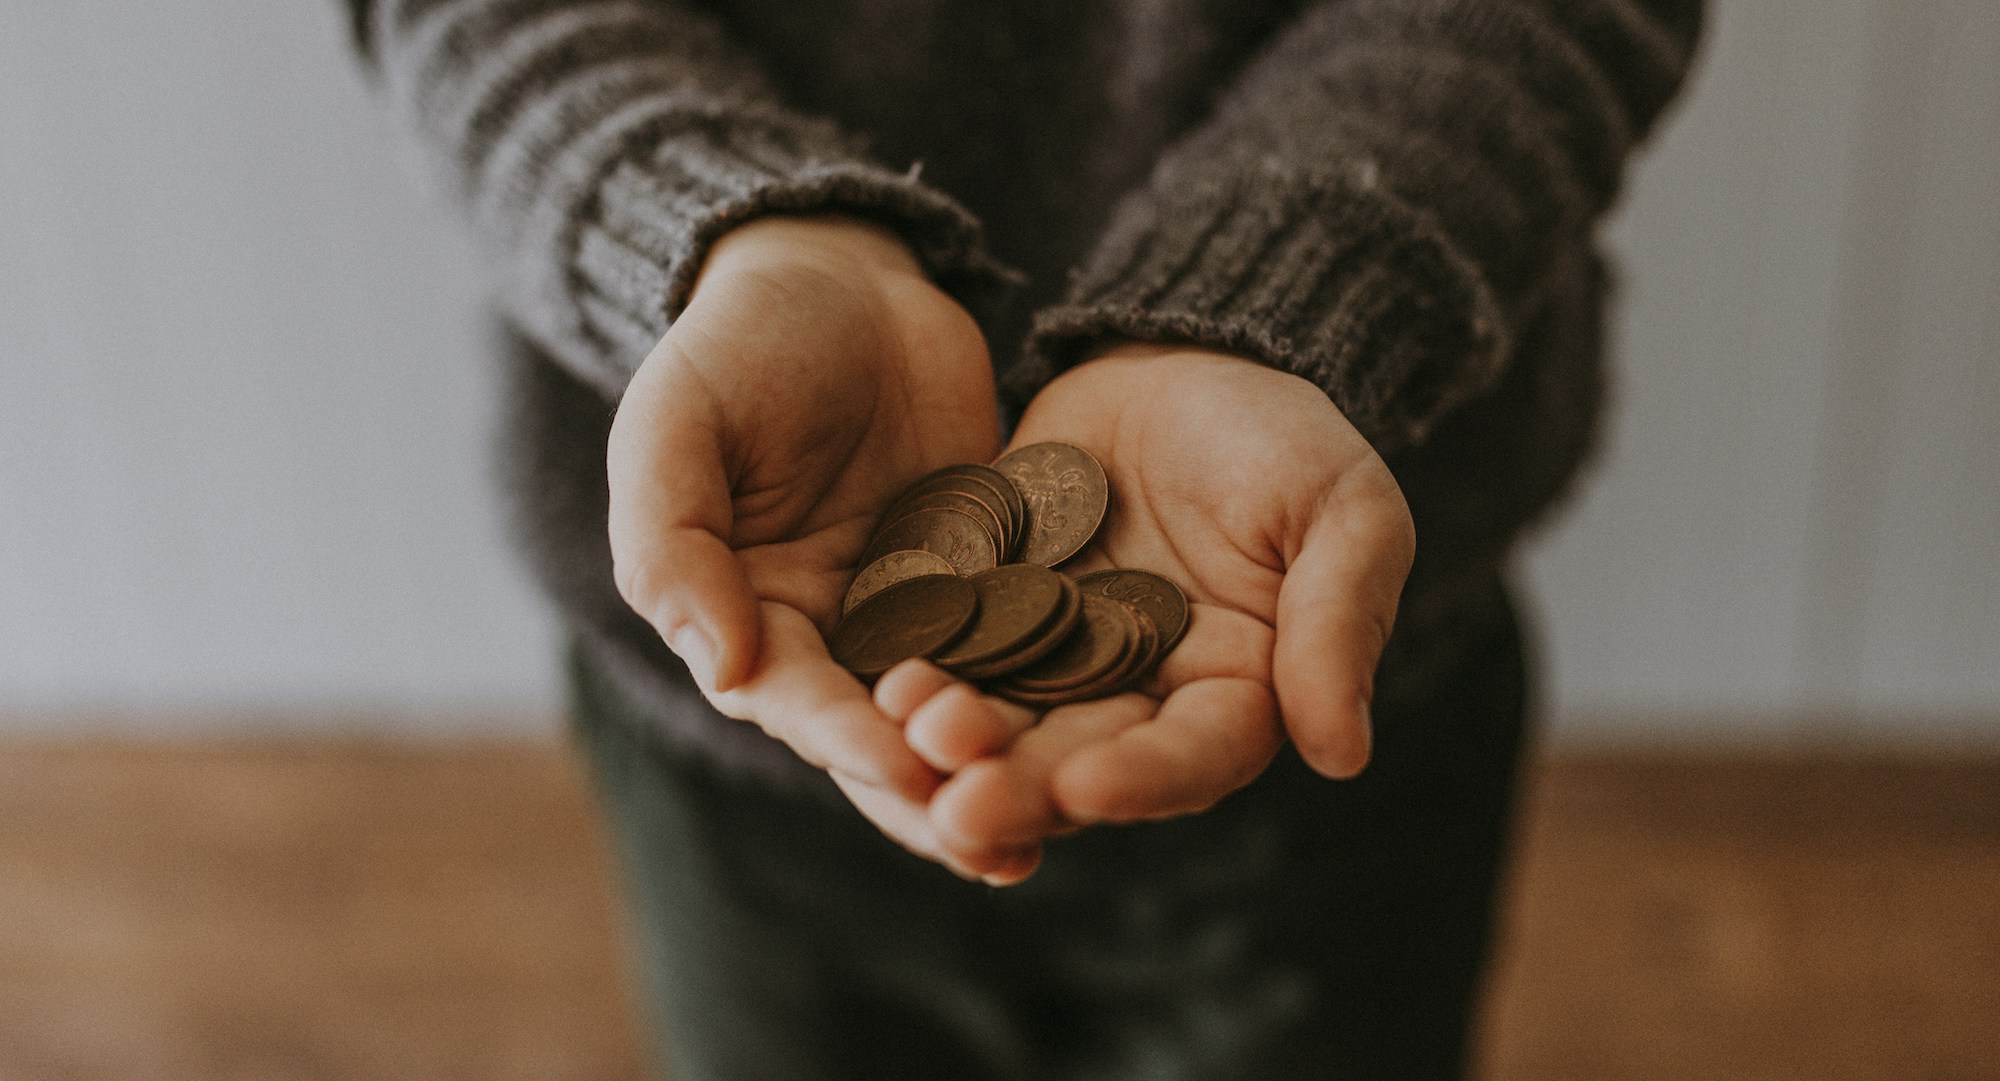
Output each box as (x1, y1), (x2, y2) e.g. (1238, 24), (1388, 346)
(982, 867), (1032, 888)
(981, 849), (1040, 887)
(672, 627), (716, 691)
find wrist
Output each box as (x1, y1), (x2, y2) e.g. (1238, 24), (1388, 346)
(1042, 340), (1348, 432)
(695, 213), (927, 296)
(1064, 341), (1273, 388)
(1078, 340), (1263, 368)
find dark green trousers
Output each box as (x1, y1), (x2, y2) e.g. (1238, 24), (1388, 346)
(572, 586), (1528, 1081)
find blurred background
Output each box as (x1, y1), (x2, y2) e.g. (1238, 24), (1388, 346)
(2, 2), (1996, 1079)
(4, 1), (1996, 744)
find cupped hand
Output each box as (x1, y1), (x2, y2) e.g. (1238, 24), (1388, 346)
(883, 344), (1416, 879)
(606, 214), (1004, 843)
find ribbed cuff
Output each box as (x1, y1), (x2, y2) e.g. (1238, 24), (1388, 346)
(566, 111), (1019, 395)
(1015, 168), (1507, 451)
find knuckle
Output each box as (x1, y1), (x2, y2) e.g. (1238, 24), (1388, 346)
(611, 552), (680, 633)
(609, 550), (649, 609)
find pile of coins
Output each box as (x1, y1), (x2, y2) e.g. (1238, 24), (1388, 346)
(826, 442), (1189, 707)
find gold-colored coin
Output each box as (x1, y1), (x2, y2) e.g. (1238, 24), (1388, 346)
(992, 442), (1108, 567)
(934, 564), (1069, 675)
(860, 506), (997, 577)
(1075, 569), (1189, 655)
(829, 574), (979, 679)
(843, 550), (956, 614)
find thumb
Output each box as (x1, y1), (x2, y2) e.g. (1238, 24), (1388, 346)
(1272, 473), (1414, 778)
(606, 363), (762, 693)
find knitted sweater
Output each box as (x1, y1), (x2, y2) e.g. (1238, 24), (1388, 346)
(346, 0), (1701, 788)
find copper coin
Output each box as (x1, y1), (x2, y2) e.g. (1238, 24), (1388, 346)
(934, 564), (1069, 674)
(861, 506), (997, 576)
(1075, 569), (1189, 655)
(991, 601), (1146, 707)
(843, 550), (956, 614)
(1067, 602), (1151, 698)
(992, 442), (1109, 567)
(1000, 620), (1160, 704)
(1084, 602), (1161, 698)
(829, 574), (979, 679)
(1000, 593), (1134, 694)
(883, 465), (1024, 560)
(883, 489), (1006, 561)
(957, 464), (1028, 559)
(952, 572), (1082, 682)
(934, 464), (1026, 554)
(998, 604), (1154, 707)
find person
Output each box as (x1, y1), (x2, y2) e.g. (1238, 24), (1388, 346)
(344, 1), (1702, 1076)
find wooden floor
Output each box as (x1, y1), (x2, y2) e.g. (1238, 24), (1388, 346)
(1, 741), (1995, 1081)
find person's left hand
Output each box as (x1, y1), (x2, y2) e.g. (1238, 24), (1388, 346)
(870, 343), (1416, 882)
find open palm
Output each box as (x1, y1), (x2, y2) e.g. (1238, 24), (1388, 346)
(874, 345), (1416, 880)
(607, 216), (1001, 804)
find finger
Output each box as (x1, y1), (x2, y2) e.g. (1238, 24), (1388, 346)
(903, 684), (1039, 772)
(1050, 677), (1279, 824)
(872, 659), (959, 723)
(712, 603), (939, 801)
(831, 774), (1041, 884)
(607, 361), (762, 692)
(874, 660), (1041, 771)
(977, 846), (1043, 888)
(1273, 483), (1414, 778)
(831, 773), (948, 863)
(930, 696), (1153, 853)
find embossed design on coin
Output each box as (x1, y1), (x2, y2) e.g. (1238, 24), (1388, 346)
(829, 574), (978, 679)
(861, 506), (997, 576)
(1076, 569), (1189, 654)
(843, 550), (956, 614)
(992, 442), (1108, 567)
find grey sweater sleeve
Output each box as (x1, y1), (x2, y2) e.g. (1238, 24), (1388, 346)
(352, 0), (1014, 399)
(1016, 0), (1703, 451)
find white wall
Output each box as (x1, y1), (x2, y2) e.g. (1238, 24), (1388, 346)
(1, 3), (559, 729)
(1520, 0), (2000, 744)
(2, 2), (1995, 741)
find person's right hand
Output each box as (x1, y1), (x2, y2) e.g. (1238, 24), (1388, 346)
(607, 215), (1005, 861)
